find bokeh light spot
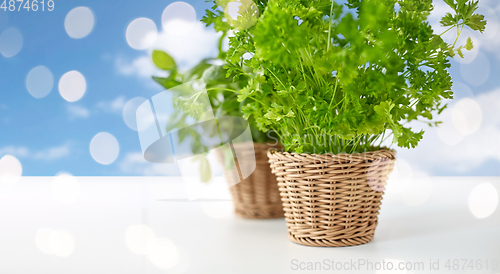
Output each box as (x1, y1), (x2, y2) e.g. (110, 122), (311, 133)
(64, 7), (95, 39)
(451, 98), (482, 136)
(36, 228), (75, 257)
(0, 155), (22, 186)
(90, 132), (120, 165)
(0, 27), (23, 58)
(224, 0), (259, 29)
(126, 18), (158, 50)
(476, 4), (498, 41)
(459, 52), (490, 86)
(452, 29), (480, 64)
(125, 225), (156, 255)
(469, 183), (498, 219)
(49, 230), (75, 257)
(451, 81), (474, 101)
(436, 109), (465, 146)
(147, 238), (180, 270)
(26, 66), (54, 99)
(162, 2), (197, 36)
(52, 172), (80, 204)
(59, 71), (87, 102)
(35, 228), (55, 255)
(123, 97), (147, 131)
(386, 159), (413, 193)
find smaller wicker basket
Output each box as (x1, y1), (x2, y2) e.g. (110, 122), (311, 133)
(217, 142), (284, 219)
(268, 149), (395, 247)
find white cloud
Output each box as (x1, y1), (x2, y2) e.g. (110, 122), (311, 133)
(96, 96), (127, 114)
(0, 146), (29, 157)
(119, 152), (180, 176)
(116, 21), (221, 80)
(152, 22), (221, 70)
(0, 143), (71, 161)
(396, 88), (500, 174)
(33, 144), (71, 160)
(116, 56), (163, 79)
(67, 105), (90, 119)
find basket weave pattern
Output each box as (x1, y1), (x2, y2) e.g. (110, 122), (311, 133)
(268, 149), (395, 247)
(218, 143), (284, 219)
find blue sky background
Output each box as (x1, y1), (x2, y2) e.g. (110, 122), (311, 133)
(1, 0), (500, 176)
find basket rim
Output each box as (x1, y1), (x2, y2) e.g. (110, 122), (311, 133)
(267, 147), (396, 160)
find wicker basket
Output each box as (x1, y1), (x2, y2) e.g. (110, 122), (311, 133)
(267, 149), (395, 247)
(216, 142), (284, 219)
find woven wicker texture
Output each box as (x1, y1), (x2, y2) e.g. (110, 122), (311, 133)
(217, 142), (284, 219)
(268, 149), (396, 247)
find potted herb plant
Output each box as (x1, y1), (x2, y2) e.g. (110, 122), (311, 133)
(151, 32), (283, 218)
(204, 0), (486, 246)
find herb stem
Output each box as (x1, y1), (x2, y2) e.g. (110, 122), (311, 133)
(327, 0), (335, 52)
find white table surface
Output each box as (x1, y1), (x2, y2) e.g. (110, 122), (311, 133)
(0, 176), (499, 274)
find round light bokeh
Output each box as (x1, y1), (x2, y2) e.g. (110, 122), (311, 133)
(451, 98), (482, 136)
(136, 100), (156, 131)
(0, 154), (22, 186)
(400, 173), (433, 206)
(52, 172), (80, 204)
(36, 228), (75, 257)
(26, 66), (54, 99)
(147, 238), (180, 270)
(125, 225), (156, 255)
(451, 81), (474, 101)
(89, 132), (120, 165)
(386, 159), (413, 193)
(162, 2), (197, 36)
(224, 0), (259, 29)
(64, 7), (95, 39)
(452, 29), (480, 65)
(459, 52), (490, 86)
(468, 183), (498, 219)
(35, 228), (55, 255)
(0, 27), (23, 58)
(126, 18), (158, 50)
(200, 202), (233, 219)
(59, 71), (87, 102)
(123, 97), (147, 130)
(436, 108), (465, 146)
(476, 4), (499, 41)
(49, 230), (75, 257)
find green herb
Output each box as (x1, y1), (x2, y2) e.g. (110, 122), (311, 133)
(203, 0), (486, 154)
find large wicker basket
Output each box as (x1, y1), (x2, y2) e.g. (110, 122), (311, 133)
(267, 149), (395, 247)
(217, 142), (284, 219)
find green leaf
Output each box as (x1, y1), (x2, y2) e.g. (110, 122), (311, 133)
(466, 14), (486, 33)
(465, 37), (473, 50)
(152, 50), (176, 70)
(443, 0), (457, 11)
(440, 13), (456, 27)
(397, 128), (424, 149)
(193, 0), (487, 154)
